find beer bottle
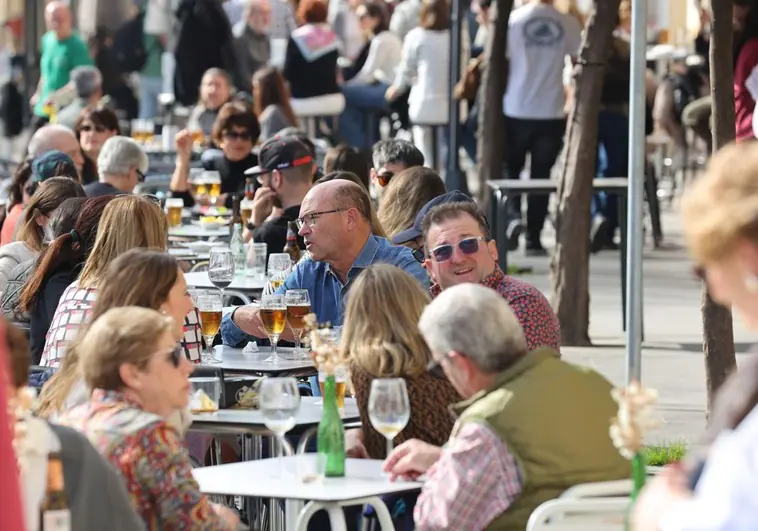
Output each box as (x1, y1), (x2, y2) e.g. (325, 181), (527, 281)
(244, 177), (256, 201)
(230, 195), (242, 238)
(40, 453), (71, 531)
(283, 221), (301, 264)
(230, 195), (246, 274)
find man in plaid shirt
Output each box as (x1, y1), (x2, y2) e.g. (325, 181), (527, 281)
(383, 283), (627, 530)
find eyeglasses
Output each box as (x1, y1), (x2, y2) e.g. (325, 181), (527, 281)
(223, 130), (252, 141)
(430, 236), (488, 263)
(411, 247), (424, 264)
(156, 345), (185, 368)
(79, 124), (108, 133)
(377, 170), (394, 187)
(136, 169), (146, 183)
(295, 208), (347, 230)
(426, 352), (456, 380)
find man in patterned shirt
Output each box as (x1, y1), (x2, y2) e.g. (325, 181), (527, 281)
(420, 197), (562, 351)
(384, 283), (628, 530)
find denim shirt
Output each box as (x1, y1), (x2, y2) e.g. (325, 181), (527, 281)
(221, 234), (429, 347)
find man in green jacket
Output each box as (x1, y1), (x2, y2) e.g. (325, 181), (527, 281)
(384, 283), (629, 530)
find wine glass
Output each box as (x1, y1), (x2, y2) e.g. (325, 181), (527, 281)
(267, 253), (292, 292)
(285, 289), (311, 359)
(195, 291), (222, 363)
(260, 294), (287, 362)
(368, 378), (410, 458)
(260, 377), (301, 472)
(208, 248), (235, 303)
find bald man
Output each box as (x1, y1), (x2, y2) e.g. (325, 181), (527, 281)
(31, 1), (93, 127)
(27, 125), (85, 177)
(222, 180), (429, 347)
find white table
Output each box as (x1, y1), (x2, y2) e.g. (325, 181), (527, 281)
(169, 224), (229, 239)
(208, 345), (316, 376)
(193, 457), (423, 531)
(185, 272), (267, 293)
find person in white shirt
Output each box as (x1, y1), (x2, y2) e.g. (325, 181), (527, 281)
(338, 0), (402, 149)
(502, 0), (581, 256)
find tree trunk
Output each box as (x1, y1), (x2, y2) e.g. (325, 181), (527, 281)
(703, 0), (736, 413)
(475, 0), (513, 208)
(549, 0), (621, 346)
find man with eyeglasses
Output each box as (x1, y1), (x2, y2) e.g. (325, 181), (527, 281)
(221, 179), (428, 348)
(83, 136), (148, 197)
(383, 283), (627, 530)
(421, 198), (561, 352)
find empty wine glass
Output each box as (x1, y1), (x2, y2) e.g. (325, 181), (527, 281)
(285, 290), (311, 359)
(195, 291), (222, 363)
(208, 248), (235, 303)
(260, 377), (301, 472)
(267, 253), (292, 292)
(260, 294), (287, 362)
(368, 378), (410, 458)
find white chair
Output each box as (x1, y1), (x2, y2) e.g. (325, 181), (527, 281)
(291, 93), (346, 138)
(560, 480), (633, 499)
(527, 498), (628, 531)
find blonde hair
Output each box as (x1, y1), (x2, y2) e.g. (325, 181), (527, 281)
(78, 306), (174, 391)
(340, 264), (431, 377)
(377, 167), (446, 240)
(78, 195), (168, 288)
(682, 142), (758, 265)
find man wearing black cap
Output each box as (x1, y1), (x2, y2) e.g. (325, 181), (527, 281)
(243, 134), (313, 255)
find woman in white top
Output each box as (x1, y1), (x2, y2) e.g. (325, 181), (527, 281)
(338, 0), (402, 149)
(386, 0), (451, 172)
(632, 142), (758, 531)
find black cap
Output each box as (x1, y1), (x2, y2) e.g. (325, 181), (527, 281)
(392, 191), (475, 244)
(244, 135), (313, 177)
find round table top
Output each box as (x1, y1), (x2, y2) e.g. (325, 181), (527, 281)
(184, 272), (267, 292)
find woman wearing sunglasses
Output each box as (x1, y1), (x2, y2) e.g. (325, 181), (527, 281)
(57, 306), (240, 531)
(171, 100), (261, 209)
(74, 106), (121, 185)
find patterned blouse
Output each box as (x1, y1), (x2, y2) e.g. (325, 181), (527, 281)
(58, 389), (235, 531)
(40, 281), (203, 367)
(430, 266), (562, 352)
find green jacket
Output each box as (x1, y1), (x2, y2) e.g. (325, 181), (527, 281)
(451, 348), (630, 530)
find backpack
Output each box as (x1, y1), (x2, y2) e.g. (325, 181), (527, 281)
(112, 11), (149, 74)
(1, 257), (36, 325)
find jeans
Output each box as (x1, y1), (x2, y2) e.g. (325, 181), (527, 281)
(139, 75), (163, 120)
(503, 116), (565, 244)
(411, 124), (448, 173)
(338, 82), (389, 150)
(593, 109), (629, 238)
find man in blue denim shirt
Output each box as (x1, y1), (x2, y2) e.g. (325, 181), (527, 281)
(221, 180), (428, 347)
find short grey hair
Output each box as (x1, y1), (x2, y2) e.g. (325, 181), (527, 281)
(418, 283), (528, 373)
(97, 136), (148, 177)
(27, 124), (76, 157)
(71, 66), (102, 98)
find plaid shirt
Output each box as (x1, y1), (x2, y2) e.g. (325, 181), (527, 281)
(415, 422), (523, 530)
(430, 266), (562, 352)
(41, 281), (203, 367)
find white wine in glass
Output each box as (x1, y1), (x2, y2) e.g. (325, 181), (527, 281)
(368, 378), (410, 458)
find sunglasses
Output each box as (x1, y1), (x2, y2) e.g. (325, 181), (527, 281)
(223, 130), (252, 141)
(136, 169), (146, 183)
(377, 171), (394, 187)
(426, 352), (456, 380)
(165, 345), (185, 368)
(80, 124), (108, 133)
(430, 236), (488, 263)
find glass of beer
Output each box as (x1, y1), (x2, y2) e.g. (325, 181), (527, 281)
(267, 253), (292, 291)
(205, 171), (222, 205)
(196, 291), (223, 363)
(285, 289), (310, 358)
(318, 365), (348, 411)
(240, 199), (253, 227)
(165, 198), (184, 228)
(261, 294), (287, 363)
(189, 127), (205, 149)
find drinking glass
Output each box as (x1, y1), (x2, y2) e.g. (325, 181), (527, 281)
(285, 289), (310, 358)
(196, 291), (222, 363)
(208, 248), (235, 302)
(189, 168), (208, 200)
(165, 197), (184, 228)
(267, 253), (292, 292)
(260, 377), (301, 470)
(205, 171), (222, 205)
(189, 376), (221, 412)
(260, 294), (287, 362)
(246, 242), (267, 279)
(368, 378), (410, 457)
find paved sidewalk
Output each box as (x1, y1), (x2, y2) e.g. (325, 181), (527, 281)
(511, 207), (753, 448)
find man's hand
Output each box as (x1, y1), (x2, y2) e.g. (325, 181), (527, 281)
(345, 428), (368, 459)
(383, 439), (442, 482)
(175, 129), (193, 162)
(212, 503), (241, 529)
(232, 306), (267, 338)
(251, 186), (277, 227)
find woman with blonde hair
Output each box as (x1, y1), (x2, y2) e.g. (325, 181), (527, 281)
(57, 307), (239, 530)
(340, 264), (460, 459)
(377, 166), (445, 241)
(39, 195), (179, 367)
(633, 142), (758, 529)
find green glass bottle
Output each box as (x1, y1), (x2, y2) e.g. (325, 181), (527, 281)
(317, 375), (346, 477)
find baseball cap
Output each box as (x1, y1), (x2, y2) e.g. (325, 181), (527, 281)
(244, 135), (313, 177)
(392, 191), (476, 245)
(31, 150), (75, 183)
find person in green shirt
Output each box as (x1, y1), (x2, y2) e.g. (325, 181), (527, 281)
(31, 1), (93, 126)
